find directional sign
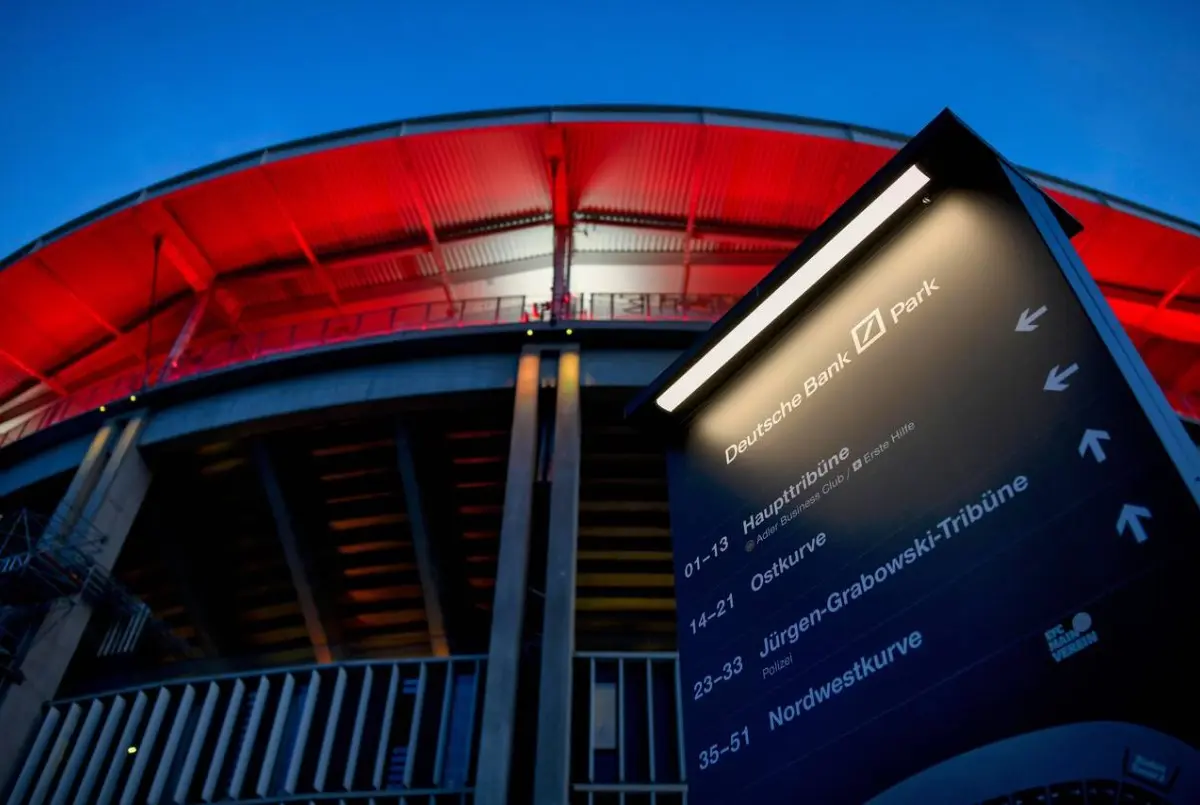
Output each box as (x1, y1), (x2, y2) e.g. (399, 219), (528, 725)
(1079, 428), (1111, 462)
(631, 112), (1200, 804)
(1015, 305), (1048, 332)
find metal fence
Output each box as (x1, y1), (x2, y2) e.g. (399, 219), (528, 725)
(571, 293), (737, 323)
(6, 655), (486, 805)
(2, 289), (1197, 453)
(573, 652), (687, 805)
(0, 293), (735, 454)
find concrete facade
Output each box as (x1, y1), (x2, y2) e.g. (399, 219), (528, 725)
(0, 416), (152, 795)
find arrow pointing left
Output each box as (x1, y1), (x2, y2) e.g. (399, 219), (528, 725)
(1044, 363), (1079, 392)
(1015, 305), (1048, 332)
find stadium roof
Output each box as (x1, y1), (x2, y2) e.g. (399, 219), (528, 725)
(2, 105), (1200, 444)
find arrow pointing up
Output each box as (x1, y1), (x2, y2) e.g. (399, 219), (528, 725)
(1078, 429), (1111, 462)
(1044, 363), (1079, 392)
(1117, 504), (1152, 544)
(1015, 305), (1048, 332)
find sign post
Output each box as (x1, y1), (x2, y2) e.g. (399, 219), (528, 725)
(629, 110), (1200, 804)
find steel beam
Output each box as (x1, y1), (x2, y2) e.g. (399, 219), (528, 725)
(157, 287), (213, 384)
(31, 256), (125, 342)
(1135, 263), (1200, 344)
(576, 210), (809, 249)
(552, 226), (572, 319)
(219, 213), (550, 286)
(32, 253), (144, 362)
(532, 348), (582, 805)
(546, 127), (572, 318)
(395, 424), (450, 657)
(258, 169), (343, 309)
(0, 348), (67, 396)
(132, 201), (243, 327)
(0, 291), (194, 413)
(474, 347), (542, 805)
(394, 142), (456, 302)
(680, 129), (708, 295)
(252, 440), (337, 665)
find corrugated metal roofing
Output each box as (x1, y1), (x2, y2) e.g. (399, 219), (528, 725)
(404, 126), (550, 227)
(442, 224), (553, 273)
(261, 140), (425, 251)
(0, 105), (1198, 435)
(568, 124), (702, 216)
(573, 224), (686, 254)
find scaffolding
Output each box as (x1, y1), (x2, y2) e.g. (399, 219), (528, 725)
(0, 508), (188, 675)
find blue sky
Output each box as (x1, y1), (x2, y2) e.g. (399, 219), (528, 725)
(1, 0), (1197, 258)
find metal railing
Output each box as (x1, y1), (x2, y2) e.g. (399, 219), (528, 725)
(6, 655), (486, 805)
(0, 293), (736, 453)
(571, 293), (738, 323)
(573, 652), (687, 805)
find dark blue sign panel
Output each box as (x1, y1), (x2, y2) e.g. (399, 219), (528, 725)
(665, 185), (1200, 803)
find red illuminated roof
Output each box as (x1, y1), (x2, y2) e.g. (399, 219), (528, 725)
(2, 105), (1199, 445)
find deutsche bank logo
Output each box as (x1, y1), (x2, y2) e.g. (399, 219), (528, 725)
(851, 308), (887, 355)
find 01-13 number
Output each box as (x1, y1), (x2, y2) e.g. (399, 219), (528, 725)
(698, 727), (750, 770)
(683, 536), (729, 579)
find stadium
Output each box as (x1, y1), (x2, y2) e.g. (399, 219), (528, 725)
(0, 105), (1198, 805)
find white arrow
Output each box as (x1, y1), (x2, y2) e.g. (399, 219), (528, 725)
(1015, 305), (1048, 332)
(1078, 429), (1111, 462)
(1044, 363), (1079, 392)
(1117, 504), (1152, 544)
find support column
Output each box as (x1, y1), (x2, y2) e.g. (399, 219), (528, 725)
(71, 416), (151, 566)
(474, 347), (542, 805)
(42, 422), (119, 542)
(551, 226), (573, 320)
(532, 348), (582, 805)
(0, 415), (152, 791)
(396, 425), (450, 658)
(252, 441), (337, 665)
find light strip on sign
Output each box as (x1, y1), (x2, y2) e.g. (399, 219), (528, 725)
(655, 164), (930, 412)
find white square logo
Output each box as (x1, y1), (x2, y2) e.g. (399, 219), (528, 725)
(851, 308), (887, 354)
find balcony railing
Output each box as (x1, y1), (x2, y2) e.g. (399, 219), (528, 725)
(573, 652), (687, 805)
(6, 655), (486, 805)
(0, 293), (737, 453)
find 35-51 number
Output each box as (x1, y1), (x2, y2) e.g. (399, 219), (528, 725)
(698, 727), (750, 770)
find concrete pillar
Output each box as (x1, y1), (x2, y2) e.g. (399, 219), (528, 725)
(474, 348), (543, 805)
(0, 415), (152, 791)
(42, 422), (119, 542)
(533, 348), (582, 805)
(253, 440), (337, 665)
(396, 425), (450, 658)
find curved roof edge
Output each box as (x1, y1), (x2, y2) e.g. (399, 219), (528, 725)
(4, 103), (1199, 273)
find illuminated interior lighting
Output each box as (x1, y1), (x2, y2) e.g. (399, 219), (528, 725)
(99, 405), (106, 413)
(526, 329), (534, 336)
(655, 165), (930, 412)
(129, 395), (137, 402)
(566, 328), (573, 335)
(127, 746), (137, 755)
